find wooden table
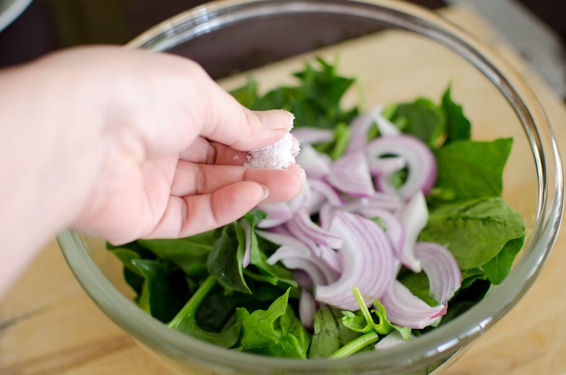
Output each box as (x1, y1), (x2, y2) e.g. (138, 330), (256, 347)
(1, 4), (566, 375)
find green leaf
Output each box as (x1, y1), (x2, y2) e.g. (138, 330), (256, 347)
(341, 310), (369, 333)
(137, 230), (217, 277)
(207, 223), (251, 294)
(237, 288), (310, 358)
(386, 97), (445, 147)
(420, 197), (525, 270)
(243, 210), (297, 289)
(130, 259), (189, 323)
(231, 58), (359, 130)
(314, 122), (351, 160)
(168, 275), (242, 348)
(230, 78), (258, 107)
(431, 138), (513, 202)
(108, 248), (146, 296)
(481, 236), (524, 284)
(441, 85), (471, 143)
(317, 288), (411, 359)
(398, 271), (438, 307)
(309, 305), (365, 358)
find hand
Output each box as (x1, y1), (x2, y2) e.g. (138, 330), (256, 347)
(0, 46), (302, 295)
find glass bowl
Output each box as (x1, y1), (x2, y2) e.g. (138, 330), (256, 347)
(57, 0), (564, 374)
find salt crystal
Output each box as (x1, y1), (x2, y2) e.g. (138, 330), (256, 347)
(244, 132), (300, 169)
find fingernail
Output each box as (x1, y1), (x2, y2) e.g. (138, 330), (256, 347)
(261, 184), (270, 200)
(260, 110), (295, 131)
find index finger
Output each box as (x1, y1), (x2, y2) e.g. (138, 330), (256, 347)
(195, 70), (295, 150)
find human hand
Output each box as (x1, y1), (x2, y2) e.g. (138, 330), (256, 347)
(0, 46), (302, 294)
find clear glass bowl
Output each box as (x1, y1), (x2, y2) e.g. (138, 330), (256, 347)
(57, 0), (564, 374)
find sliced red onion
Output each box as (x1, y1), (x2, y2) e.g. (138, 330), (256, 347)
(296, 144), (332, 179)
(304, 188), (326, 216)
(293, 127), (334, 145)
(346, 107), (402, 155)
(398, 192), (428, 272)
(299, 289), (317, 331)
(294, 208), (343, 249)
(356, 215), (399, 300)
(414, 242), (462, 304)
(240, 218), (252, 268)
(256, 202), (294, 228)
(315, 211), (397, 311)
(317, 244), (343, 274)
(346, 107), (382, 154)
(341, 193), (404, 214)
(256, 184), (309, 228)
(284, 218), (323, 257)
(267, 245), (339, 285)
(293, 269), (313, 289)
(374, 110), (401, 137)
(256, 227), (311, 257)
(368, 156), (406, 177)
(308, 178), (345, 206)
(381, 280), (447, 329)
(344, 206), (404, 255)
(326, 151), (375, 198)
(317, 203), (338, 230)
(366, 135), (437, 199)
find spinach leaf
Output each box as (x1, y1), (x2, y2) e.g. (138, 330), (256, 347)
(243, 211), (297, 289)
(207, 223), (251, 294)
(431, 138), (513, 202)
(231, 58), (359, 130)
(441, 85), (471, 143)
(137, 230), (216, 278)
(479, 236), (525, 285)
(230, 78), (259, 108)
(108, 248), (145, 296)
(386, 98), (445, 147)
(130, 259), (189, 323)
(420, 197), (525, 271)
(309, 305), (364, 358)
(236, 288), (310, 358)
(427, 279), (491, 329)
(398, 271), (438, 307)
(314, 122), (351, 160)
(168, 275), (242, 348)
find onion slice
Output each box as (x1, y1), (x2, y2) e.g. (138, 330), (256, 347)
(315, 211), (397, 311)
(414, 242), (462, 304)
(240, 218), (252, 268)
(397, 192), (428, 272)
(267, 245), (339, 285)
(366, 135), (437, 199)
(326, 151), (375, 198)
(296, 144), (332, 179)
(381, 280), (447, 329)
(299, 289), (317, 331)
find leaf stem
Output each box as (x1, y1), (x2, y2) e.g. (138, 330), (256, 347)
(330, 331), (379, 358)
(168, 275), (216, 327)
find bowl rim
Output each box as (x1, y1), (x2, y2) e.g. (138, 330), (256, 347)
(59, 0), (564, 372)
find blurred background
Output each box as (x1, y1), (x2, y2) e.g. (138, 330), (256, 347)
(0, 0), (564, 99)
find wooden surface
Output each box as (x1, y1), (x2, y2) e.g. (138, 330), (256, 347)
(2, 4), (566, 375)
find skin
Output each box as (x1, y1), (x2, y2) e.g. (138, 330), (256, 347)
(0, 46), (303, 297)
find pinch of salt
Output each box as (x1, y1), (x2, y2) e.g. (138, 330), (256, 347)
(244, 132), (300, 169)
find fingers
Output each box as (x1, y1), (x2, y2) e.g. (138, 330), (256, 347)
(179, 138), (249, 166)
(37, 47), (295, 158)
(144, 50), (295, 151)
(145, 181), (268, 239)
(200, 104), (295, 152)
(171, 162), (303, 204)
